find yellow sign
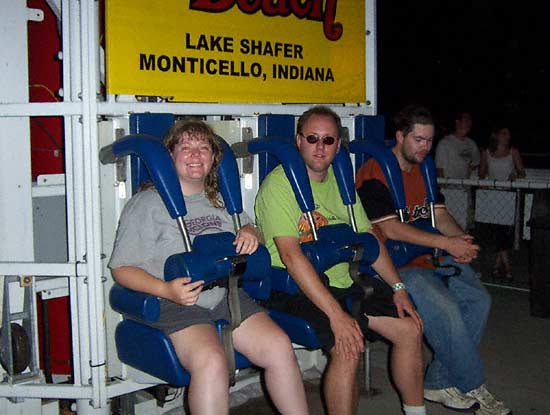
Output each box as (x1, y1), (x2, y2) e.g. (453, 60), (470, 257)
(106, 1), (365, 103)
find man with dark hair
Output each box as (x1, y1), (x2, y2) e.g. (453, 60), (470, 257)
(256, 106), (426, 415)
(356, 105), (510, 415)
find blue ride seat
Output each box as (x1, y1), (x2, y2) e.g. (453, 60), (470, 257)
(248, 137), (381, 350)
(350, 138), (446, 269)
(101, 131), (271, 386)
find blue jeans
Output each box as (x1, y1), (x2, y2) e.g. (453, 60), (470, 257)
(399, 256), (491, 392)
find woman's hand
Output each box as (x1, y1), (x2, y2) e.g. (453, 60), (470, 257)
(165, 277), (204, 306)
(233, 224), (259, 254)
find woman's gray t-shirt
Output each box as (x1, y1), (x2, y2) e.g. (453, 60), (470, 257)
(108, 188), (251, 309)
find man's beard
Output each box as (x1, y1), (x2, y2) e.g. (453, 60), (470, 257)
(402, 150), (422, 165)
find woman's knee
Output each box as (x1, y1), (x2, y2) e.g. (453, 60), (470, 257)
(237, 318), (296, 367)
(261, 328), (296, 361)
(186, 344), (229, 378)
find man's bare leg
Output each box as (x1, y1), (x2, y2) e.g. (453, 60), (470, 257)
(368, 315), (424, 406)
(324, 348), (360, 415)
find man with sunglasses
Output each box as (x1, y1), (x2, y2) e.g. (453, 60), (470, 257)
(255, 106), (427, 415)
(355, 105), (510, 415)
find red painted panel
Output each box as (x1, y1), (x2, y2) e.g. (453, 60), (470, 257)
(29, 0), (71, 375)
(36, 296), (72, 375)
(28, 0), (64, 180)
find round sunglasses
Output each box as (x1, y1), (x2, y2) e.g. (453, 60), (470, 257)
(300, 133), (337, 145)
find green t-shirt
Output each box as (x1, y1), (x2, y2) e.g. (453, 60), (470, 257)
(255, 165), (371, 288)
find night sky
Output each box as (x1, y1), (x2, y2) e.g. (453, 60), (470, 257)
(376, 1), (549, 162)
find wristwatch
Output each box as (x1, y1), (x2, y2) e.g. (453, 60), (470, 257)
(391, 282), (406, 293)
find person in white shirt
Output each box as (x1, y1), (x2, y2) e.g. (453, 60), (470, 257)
(435, 112), (480, 231)
(435, 112), (480, 179)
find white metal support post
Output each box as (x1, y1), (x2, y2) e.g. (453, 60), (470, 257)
(63, 0), (85, 397)
(74, 0), (109, 413)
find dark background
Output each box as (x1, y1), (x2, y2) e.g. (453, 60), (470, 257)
(376, 1), (549, 166)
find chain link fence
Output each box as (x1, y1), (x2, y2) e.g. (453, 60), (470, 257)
(438, 169), (550, 290)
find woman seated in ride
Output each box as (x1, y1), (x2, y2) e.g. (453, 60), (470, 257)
(109, 119), (308, 415)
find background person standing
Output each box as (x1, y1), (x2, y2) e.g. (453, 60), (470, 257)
(479, 125), (525, 282)
(435, 112), (480, 231)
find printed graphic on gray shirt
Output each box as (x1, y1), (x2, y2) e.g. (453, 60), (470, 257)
(186, 214), (224, 235)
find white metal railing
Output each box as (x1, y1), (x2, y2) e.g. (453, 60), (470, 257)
(435, 176), (550, 294)
(439, 177), (550, 190)
(438, 176), (549, 238)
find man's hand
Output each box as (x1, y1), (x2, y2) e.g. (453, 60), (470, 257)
(165, 277), (204, 306)
(393, 290), (423, 332)
(443, 234), (480, 263)
(329, 310), (365, 360)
